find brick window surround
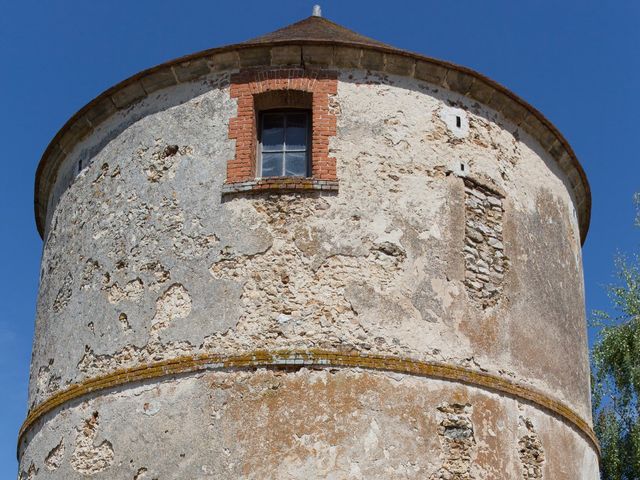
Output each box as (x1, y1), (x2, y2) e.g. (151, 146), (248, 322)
(224, 68), (338, 193)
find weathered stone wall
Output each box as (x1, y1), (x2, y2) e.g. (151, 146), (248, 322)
(19, 370), (598, 479)
(463, 178), (508, 308)
(22, 68), (594, 477)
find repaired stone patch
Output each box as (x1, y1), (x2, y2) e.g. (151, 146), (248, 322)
(107, 278), (144, 304)
(44, 438), (65, 471)
(209, 195), (406, 339)
(19, 462), (37, 480)
(431, 402), (476, 479)
(81, 259), (102, 290)
(77, 340), (195, 378)
(52, 273), (73, 313)
(36, 359), (61, 400)
(518, 417), (545, 479)
(118, 312), (132, 331)
(140, 261), (171, 290)
(143, 144), (193, 183)
(463, 179), (508, 309)
(70, 412), (114, 475)
(134, 466), (148, 479)
(150, 284), (192, 333)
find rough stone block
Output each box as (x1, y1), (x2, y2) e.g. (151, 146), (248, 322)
(270, 45), (302, 66)
(302, 45), (334, 68)
(556, 150), (572, 171)
(238, 47), (272, 68)
(414, 60), (447, 86)
(549, 137), (566, 160)
(333, 47), (361, 68)
(488, 90), (531, 127)
(58, 117), (92, 154)
(568, 168), (582, 189)
(523, 114), (557, 151)
(444, 69), (474, 95)
(360, 49), (384, 71)
(468, 78), (495, 104)
(110, 81), (146, 108)
(209, 51), (239, 71)
(84, 97), (117, 127)
(463, 178), (507, 309)
(173, 58), (210, 82)
(521, 113), (547, 142)
(501, 100), (531, 127)
(575, 184), (587, 208)
(43, 143), (65, 178)
(140, 68), (178, 93)
(384, 54), (415, 77)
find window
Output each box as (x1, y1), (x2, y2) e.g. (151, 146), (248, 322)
(226, 69), (337, 188)
(258, 110), (310, 177)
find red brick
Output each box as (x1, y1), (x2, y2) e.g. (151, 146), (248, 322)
(226, 68), (338, 184)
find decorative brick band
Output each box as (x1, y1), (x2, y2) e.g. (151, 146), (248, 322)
(222, 177), (338, 195)
(227, 68), (338, 183)
(18, 349), (599, 457)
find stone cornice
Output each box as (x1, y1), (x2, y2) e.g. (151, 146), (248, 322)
(34, 40), (591, 243)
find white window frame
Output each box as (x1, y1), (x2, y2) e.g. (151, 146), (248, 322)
(257, 110), (311, 178)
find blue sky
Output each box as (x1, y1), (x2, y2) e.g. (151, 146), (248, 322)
(0, 0), (638, 475)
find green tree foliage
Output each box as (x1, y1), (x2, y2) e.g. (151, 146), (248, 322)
(592, 194), (640, 479)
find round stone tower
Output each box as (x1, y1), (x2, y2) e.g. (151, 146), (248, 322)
(20, 13), (597, 479)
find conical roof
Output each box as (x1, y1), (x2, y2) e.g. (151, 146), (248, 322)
(243, 15), (392, 49)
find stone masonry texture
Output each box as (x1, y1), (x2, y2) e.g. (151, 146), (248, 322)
(20, 60), (596, 479)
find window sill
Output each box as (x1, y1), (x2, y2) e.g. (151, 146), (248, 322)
(222, 177), (339, 195)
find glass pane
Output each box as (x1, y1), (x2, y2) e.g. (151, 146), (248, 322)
(261, 152), (283, 177)
(261, 115), (284, 151)
(284, 152), (308, 177)
(285, 113), (308, 151)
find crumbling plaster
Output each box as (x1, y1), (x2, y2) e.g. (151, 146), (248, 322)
(24, 68), (593, 477)
(19, 369), (598, 479)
